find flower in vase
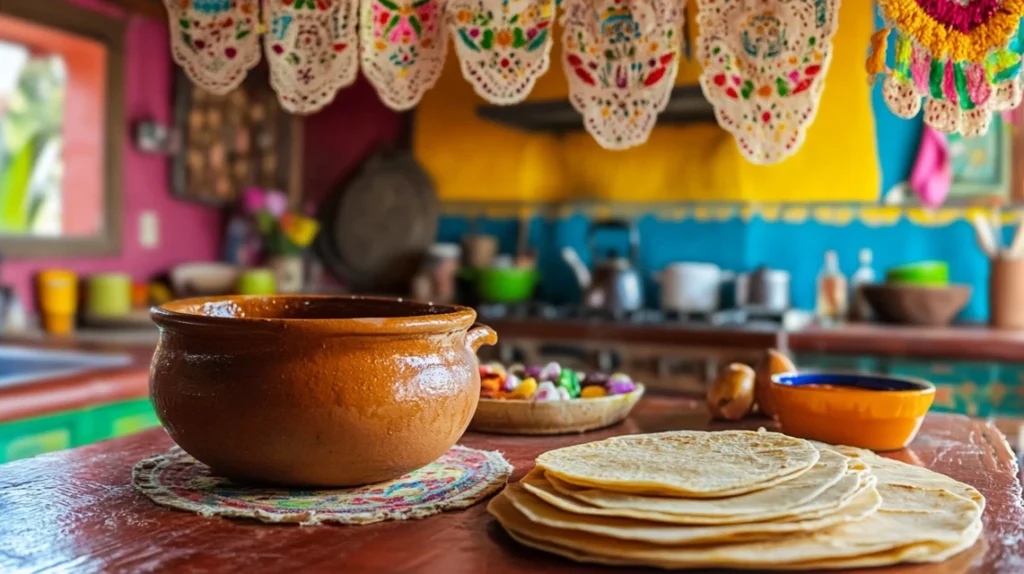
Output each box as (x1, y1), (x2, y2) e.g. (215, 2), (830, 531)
(242, 187), (265, 213)
(264, 190), (290, 217)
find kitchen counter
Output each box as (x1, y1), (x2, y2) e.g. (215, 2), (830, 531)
(0, 334), (153, 423)
(484, 318), (1024, 362)
(0, 395), (1019, 573)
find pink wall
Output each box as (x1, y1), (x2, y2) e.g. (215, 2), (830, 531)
(302, 76), (403, 207)
(2, 3), (222, 309)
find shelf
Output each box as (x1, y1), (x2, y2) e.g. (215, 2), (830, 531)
(476, 85), (717, 133)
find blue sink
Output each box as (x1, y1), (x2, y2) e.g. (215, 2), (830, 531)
(0, 346), (131, 390)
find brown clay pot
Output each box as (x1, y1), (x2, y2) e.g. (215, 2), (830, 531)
(150, 295), (497, 487)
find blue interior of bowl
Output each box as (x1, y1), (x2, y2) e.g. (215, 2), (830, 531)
(772, 372), (932, 391)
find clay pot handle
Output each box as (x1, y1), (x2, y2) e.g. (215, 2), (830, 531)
(466, 323), (498, 352)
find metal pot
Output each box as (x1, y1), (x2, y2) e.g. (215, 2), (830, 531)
(654, 263), (733, 313)
(736, 266), (791, 312)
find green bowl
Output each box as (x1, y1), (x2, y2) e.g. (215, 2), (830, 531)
(886, 261), (949, 287)
(475, 268), (539, 303)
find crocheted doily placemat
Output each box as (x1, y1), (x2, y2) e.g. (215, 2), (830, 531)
(133, 445), (512, 526)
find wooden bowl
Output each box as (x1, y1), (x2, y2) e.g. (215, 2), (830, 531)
(469, 385), (645, 435)
(150, 295), (497, 487)
(861, 283), (971, 326)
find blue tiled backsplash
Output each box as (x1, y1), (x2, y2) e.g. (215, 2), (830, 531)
(439, 208), (1011, 322)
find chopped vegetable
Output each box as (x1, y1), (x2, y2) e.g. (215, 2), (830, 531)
(606, 378), (636, 395)
(509, 377), (538, 400)
(581, 386), (608, 399)
(502, 373), (522, 392)
(481, 376), (501, 395)
(534, 381), (562, 401)
(539, 362), (561, 382)
(558, 369), (582, 398)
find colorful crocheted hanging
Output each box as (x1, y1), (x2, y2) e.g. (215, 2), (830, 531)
(360, 0), (447, 110)
(869, 0), (1024, 137)
(133, 445), (513, 525)
(561, 0), (684, 150)
(446, 0), (557, 105)
(263, 0), (360, 114)
(697, 0), (841, 165)
(163, 0), (263, 95)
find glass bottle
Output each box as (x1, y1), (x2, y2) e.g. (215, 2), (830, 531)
(816, 250), (848, 324)
(849, 249), (876, 322)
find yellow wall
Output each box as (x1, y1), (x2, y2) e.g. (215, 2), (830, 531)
(414, 1), (880, 203)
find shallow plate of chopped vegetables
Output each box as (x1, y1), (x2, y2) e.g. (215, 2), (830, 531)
(469, 362), (645, 435)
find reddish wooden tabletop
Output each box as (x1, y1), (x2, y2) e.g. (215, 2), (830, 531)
(0, 396), (1020, 574)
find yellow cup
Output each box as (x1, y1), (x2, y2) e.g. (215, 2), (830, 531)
(36, 269), (78, 335)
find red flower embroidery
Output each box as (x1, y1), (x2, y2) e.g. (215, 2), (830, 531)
(575, 67), (596, 86)
(793, 79), (812, 94)
(806, 65), (821, 76)
(567, 54), (583, 67)
(659, 53), (674, 65)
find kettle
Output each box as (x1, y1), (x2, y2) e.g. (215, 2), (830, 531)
(561, 220), (644, 313)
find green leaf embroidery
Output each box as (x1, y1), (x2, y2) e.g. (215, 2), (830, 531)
(513, 28), (526, 48)
(237, 30), (251, 40)
(379, 0), (400, 10)
(386, 14), (401, 35)
(481, 29), (494, 50)
(527, 29), (548, 51)
(740, 80), (754, 99)
(410, 16), (422, 36)
(457, 29), (480, 51)
(510, 14), (519, 24)
(411, 0), (429, 7)
(179, 18), (191, 29)
(775, 77), (789, 96)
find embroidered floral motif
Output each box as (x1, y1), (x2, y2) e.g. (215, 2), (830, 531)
(879, 0), (1024, 62)
(361, 0), (447, 110)
(446, 0), (557, 104)
(264, 0), (360, 114)
(698, 0), (839, 164)
(133, 446), (512, 525)
(870, 1), (1024, 136)
(163, 0), (262, 94)
(561, 0), (683, 150)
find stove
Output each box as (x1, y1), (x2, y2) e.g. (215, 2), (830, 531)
(474, 302), (785, 328)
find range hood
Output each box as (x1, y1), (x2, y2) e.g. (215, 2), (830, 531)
(476, 85), (716, 133)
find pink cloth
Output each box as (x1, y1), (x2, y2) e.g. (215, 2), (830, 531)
(909, 126), (952, 208)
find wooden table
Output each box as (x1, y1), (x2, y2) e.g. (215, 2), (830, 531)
(0, 396), (1021, 573)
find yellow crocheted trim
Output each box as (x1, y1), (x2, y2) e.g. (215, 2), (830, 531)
(879, 0), (1024, 62)
(866, 27), (891, 83)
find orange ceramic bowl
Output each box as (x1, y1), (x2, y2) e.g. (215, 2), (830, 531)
(770, 372), (935, 451)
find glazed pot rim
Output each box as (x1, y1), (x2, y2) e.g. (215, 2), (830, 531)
(151, 295), (477, 336)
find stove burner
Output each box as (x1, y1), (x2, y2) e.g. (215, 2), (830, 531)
(474, 303), (780, 327)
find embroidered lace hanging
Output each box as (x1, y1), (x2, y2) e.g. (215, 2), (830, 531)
(163, 0), (263, 94)
(360, 0), (448, 110)
(869, 0), (1024, 137)
(697, 0), (841, 165)
(561, 0), (684, 150)
(263, 0), (360, 114)
(446, 0), (558, 104)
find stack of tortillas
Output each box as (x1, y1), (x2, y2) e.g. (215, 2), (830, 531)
(488, 430), (985, 570)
